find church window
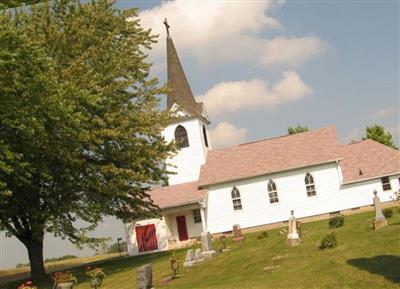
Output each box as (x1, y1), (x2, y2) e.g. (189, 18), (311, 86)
(203, 125), (209, 147)
(192, 209), (202, 223)
(231, 187), (242, 210)
(174, 125), (189, 148)
(305, 173), (317, 197)
(381, 177), (391, 191)
(267, 180), (279, 204)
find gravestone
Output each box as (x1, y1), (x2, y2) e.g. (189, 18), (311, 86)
(137, 264), (154, 289)
(373, 190), (387, 229)
(232, 224), (246, 242)
(183, 249), (195, 268)
(201, 231), (216, 259)
(201, 231), (213, 251)
(194, 248), (203, 261)
(287, 210), (300, 247)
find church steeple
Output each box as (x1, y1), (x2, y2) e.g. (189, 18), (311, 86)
(164, 19), (208, 122)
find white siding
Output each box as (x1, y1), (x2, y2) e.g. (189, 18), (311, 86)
(206, 163), (341, 234)
(339, 175), (399, 208)
(206, 162), (399, 234)
(125, 218), (168, 256)
(166, 210), (204, 240)
(163, 118), (210, 185)
(126, 209), (205, 256)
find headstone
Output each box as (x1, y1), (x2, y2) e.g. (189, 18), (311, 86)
(201, 231), (213, 252)
(184, 249), (194, 262)
(287, 210), (300, 247)
(271, 255), (289, 262)
(194, 248), (203, 261)
(373, 190), (387, 229)
(183, 249), (195, 268)
(184, 248), (206, 268)
(201, 231), (216, 259)
(232, 224), (246, 242)
(137, 264), (154, 289)
(263, 265), (280, 272)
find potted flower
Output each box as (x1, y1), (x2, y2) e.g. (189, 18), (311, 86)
(86, 267), (106, 289)
(169, 256), (180, 279)
(18, 281), (37, 289)
(53, 271), (77, 289)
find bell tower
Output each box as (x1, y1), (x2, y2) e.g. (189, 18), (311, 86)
(161, 19), (212, 185)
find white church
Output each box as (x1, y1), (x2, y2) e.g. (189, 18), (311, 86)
(125, 26), (400, 256)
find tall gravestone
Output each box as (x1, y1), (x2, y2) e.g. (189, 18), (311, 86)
(287, 210), (300, 247)
(232, 224), (245, 242)
(201, 231), (216, 259)
(373, 190), (387, 230)
(194, 248), (203, 261)
(137, 264), (154, 289)
(183, 249), (195, 268)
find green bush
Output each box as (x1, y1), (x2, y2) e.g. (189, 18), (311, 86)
(257, 231), (269, 239)
(319, 232), (337, 250)
(383, 208), (393, 218)
(329, 216), (344, 228)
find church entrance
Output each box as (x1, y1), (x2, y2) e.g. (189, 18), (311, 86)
(176, 215), (189, 241)
(135, 224), (158, 253)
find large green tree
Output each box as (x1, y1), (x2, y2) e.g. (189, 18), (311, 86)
(0, 0), (174, 281)
(363, 125), (397, 149)
(0, 0), (44, 10)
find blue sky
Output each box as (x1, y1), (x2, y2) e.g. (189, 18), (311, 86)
(1, 0), (398, 269)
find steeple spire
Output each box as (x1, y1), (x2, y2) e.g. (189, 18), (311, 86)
(165, 19), (207, 121)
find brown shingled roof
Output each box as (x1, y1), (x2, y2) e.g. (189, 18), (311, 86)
(166, 34), (205, 119)
(198, 126), (342, 187)
(149, 181), (207, 209)
(339, 139), (400, 184)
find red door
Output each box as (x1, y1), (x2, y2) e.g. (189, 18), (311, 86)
(136, 224), (158, 253)
(176, 215), (188, 241)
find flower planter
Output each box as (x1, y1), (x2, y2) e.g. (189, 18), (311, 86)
(90, 277), (103, 288)
(54, 281), (75, 289)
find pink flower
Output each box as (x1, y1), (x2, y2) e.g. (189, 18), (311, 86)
(26, 281), (32, 285)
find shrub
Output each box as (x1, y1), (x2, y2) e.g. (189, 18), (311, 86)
(329, 216), (344, 228)
(319, 232), (337, 250)
(383, 208), (393, 218)
(257, 231), (269, 239)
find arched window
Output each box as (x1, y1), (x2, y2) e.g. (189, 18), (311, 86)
(305, 173), (316, 197)
(231, 187), (242, 210)
(174, 125), (189, 149)
(267, 180), (279, 204)
(203, 125), (209, 147)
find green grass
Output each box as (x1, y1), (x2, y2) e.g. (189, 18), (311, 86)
(0, 253), (121, 284)
(2, 207), (400, 289)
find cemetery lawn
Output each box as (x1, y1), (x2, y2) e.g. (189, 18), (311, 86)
(2, 207), (400, 289)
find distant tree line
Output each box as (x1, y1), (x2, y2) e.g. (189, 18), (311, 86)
(106, 241), (128, 253)
(288, 124), (397, 149)
(15, 255), (78, 268)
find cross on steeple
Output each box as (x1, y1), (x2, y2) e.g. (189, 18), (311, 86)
(163, 18), (170, 35)
(165, 18), (208, 122)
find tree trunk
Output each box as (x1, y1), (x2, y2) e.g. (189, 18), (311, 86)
(26, 238), (46, 282)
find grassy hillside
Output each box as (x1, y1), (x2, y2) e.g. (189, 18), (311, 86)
(2, 207), (399, 289)
(0, 253), (122, 284)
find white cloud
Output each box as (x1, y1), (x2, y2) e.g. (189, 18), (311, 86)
(388, 125), (400, 142)
(138, 1), (326, 67)
(197, 71), (312, 116)
(262, 36), (328, 67)
(371, 107), (398, 119)
(209, 122), (247, 149)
